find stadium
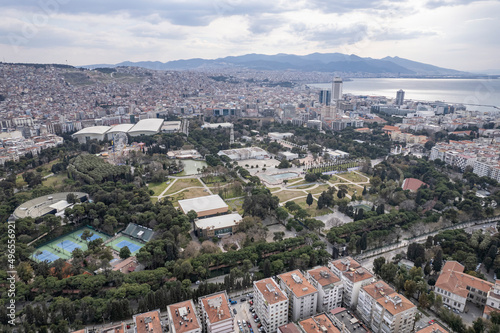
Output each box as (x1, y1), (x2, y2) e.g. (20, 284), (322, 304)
(13, 192), (89, 220)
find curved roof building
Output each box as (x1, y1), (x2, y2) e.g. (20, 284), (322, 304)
(106, 124), (134, 134)
(128, 119), (164, 137)
(72, 126), (111, 143)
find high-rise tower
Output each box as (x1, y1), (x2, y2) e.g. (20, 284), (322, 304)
(331, 77), (343, 106)
(319, 89), (331, 105)
(396, 89), (405, 106)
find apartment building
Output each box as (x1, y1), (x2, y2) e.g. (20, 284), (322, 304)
(484, 280), (500, 319)
(133, 309), (163, 333)
(199, 292), (234, 333)
(167, 300), (202, 333)
(357, 281), (395, 325)
(278, 270), (319, 321)
(306, 266), (343, 312)
(329, 308), (369, 333)
(298, 314), (340, 333)
(253, 278), (289, 333)
(329, 257), (374, 308)
(371, 293), (416, 333)
(416, 323), (449, 333)
(435, 261), (493, 313)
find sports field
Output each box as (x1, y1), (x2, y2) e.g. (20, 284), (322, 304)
(31, 227), (109, 263)
(108, 235), (144, 254)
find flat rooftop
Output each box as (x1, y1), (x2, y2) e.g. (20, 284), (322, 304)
(134, 310), (162, 333)
(279, 270), (317, 298)
(178, 195), (228, 214)
(195, 213), (242, 230)
(330, 308), (368, 333)
(307, 267), (341, 287)
(168, 300), (200, 333)
(254, 278), (288, 305)
(299, 314), (340, 333)
(200, 292), (232, 324)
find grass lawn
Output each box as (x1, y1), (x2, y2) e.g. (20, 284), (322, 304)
(166, 178), (203, 195)
(150, 197), (158, 204)
(285, 178), (303, 184)
(307, 185), (330, 195)
(42, 172), (68, 188)
(275, 190), (307, 203)
(267, 187), (282, 192)
(148, 181), (170, 196)
(337, 172), (368, 183)
(201, 175), (227, 185)
(292, 197), (331, 217)
(170, 187), (209, 205)
(293, 184), (316, 190)
(16, 174), (27, 188)
(227, 198), (245, 215)
(291, 180), (313, 186)
(346, 184), (363, 197)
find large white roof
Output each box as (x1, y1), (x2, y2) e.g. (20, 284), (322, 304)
(107, 124), (134, 134)
(128, 118), (164, 134)
(73, 126), (111, 136)
(195, 213), (242, 230)
(201, 122), (233, 129)
(178, 194), (228, 214)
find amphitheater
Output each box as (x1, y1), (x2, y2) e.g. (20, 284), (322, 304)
(13, 192), (89, 220)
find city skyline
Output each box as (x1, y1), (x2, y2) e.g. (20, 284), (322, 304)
(0, 0), (499, 72)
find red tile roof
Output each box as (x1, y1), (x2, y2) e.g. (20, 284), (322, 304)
(402, 178), (427, 192)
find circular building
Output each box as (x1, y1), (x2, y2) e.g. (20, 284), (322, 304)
(13, 192), (89, 220)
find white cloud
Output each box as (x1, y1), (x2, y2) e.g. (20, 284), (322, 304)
(0, 0), (497, 70)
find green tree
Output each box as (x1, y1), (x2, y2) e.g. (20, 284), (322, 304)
(263, 259), (272, 278)
(17, 262), (34, 283)
(276, 207), (289, 224)
(306, 193), (313, 207)
(119, 246), (131, 259)
(380, 263), (398, 284)
(433, 249), (443, 272)
(473, 318), (485, 333)
(273, 232), (285, 242)
(373, 257), (386, 276)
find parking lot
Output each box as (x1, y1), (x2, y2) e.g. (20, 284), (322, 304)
(230, 294), (263, 333)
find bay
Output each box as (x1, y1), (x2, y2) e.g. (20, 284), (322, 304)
(309, 78), (500, 111)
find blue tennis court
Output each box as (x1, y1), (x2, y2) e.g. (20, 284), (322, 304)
(116, 240), (141, 253)
(33, 250), (60, 263)
(78, 233), (102, 241)
(56, 240), (81, 252)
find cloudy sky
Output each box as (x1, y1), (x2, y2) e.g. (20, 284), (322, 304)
(1, 0), (499, 71)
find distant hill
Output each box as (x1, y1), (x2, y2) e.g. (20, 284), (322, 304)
(83, 53), (469, 76)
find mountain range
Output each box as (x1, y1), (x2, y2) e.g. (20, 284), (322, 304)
(83, 53), (468, 76)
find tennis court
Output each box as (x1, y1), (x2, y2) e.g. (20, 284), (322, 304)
(108, 235), (144, 254)
(31, 227), (110, 263)
(55, 239), (81, 252)
(31, 249), (61, 263)
(77, 232), (101, 241)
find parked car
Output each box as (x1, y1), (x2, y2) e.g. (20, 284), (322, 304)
(249, 300), (253, 305)
(247, 323), (251, 328)
(240, 298), (246, 301)
(233, 308), (237, 314)
(231, 300), (237, 304)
